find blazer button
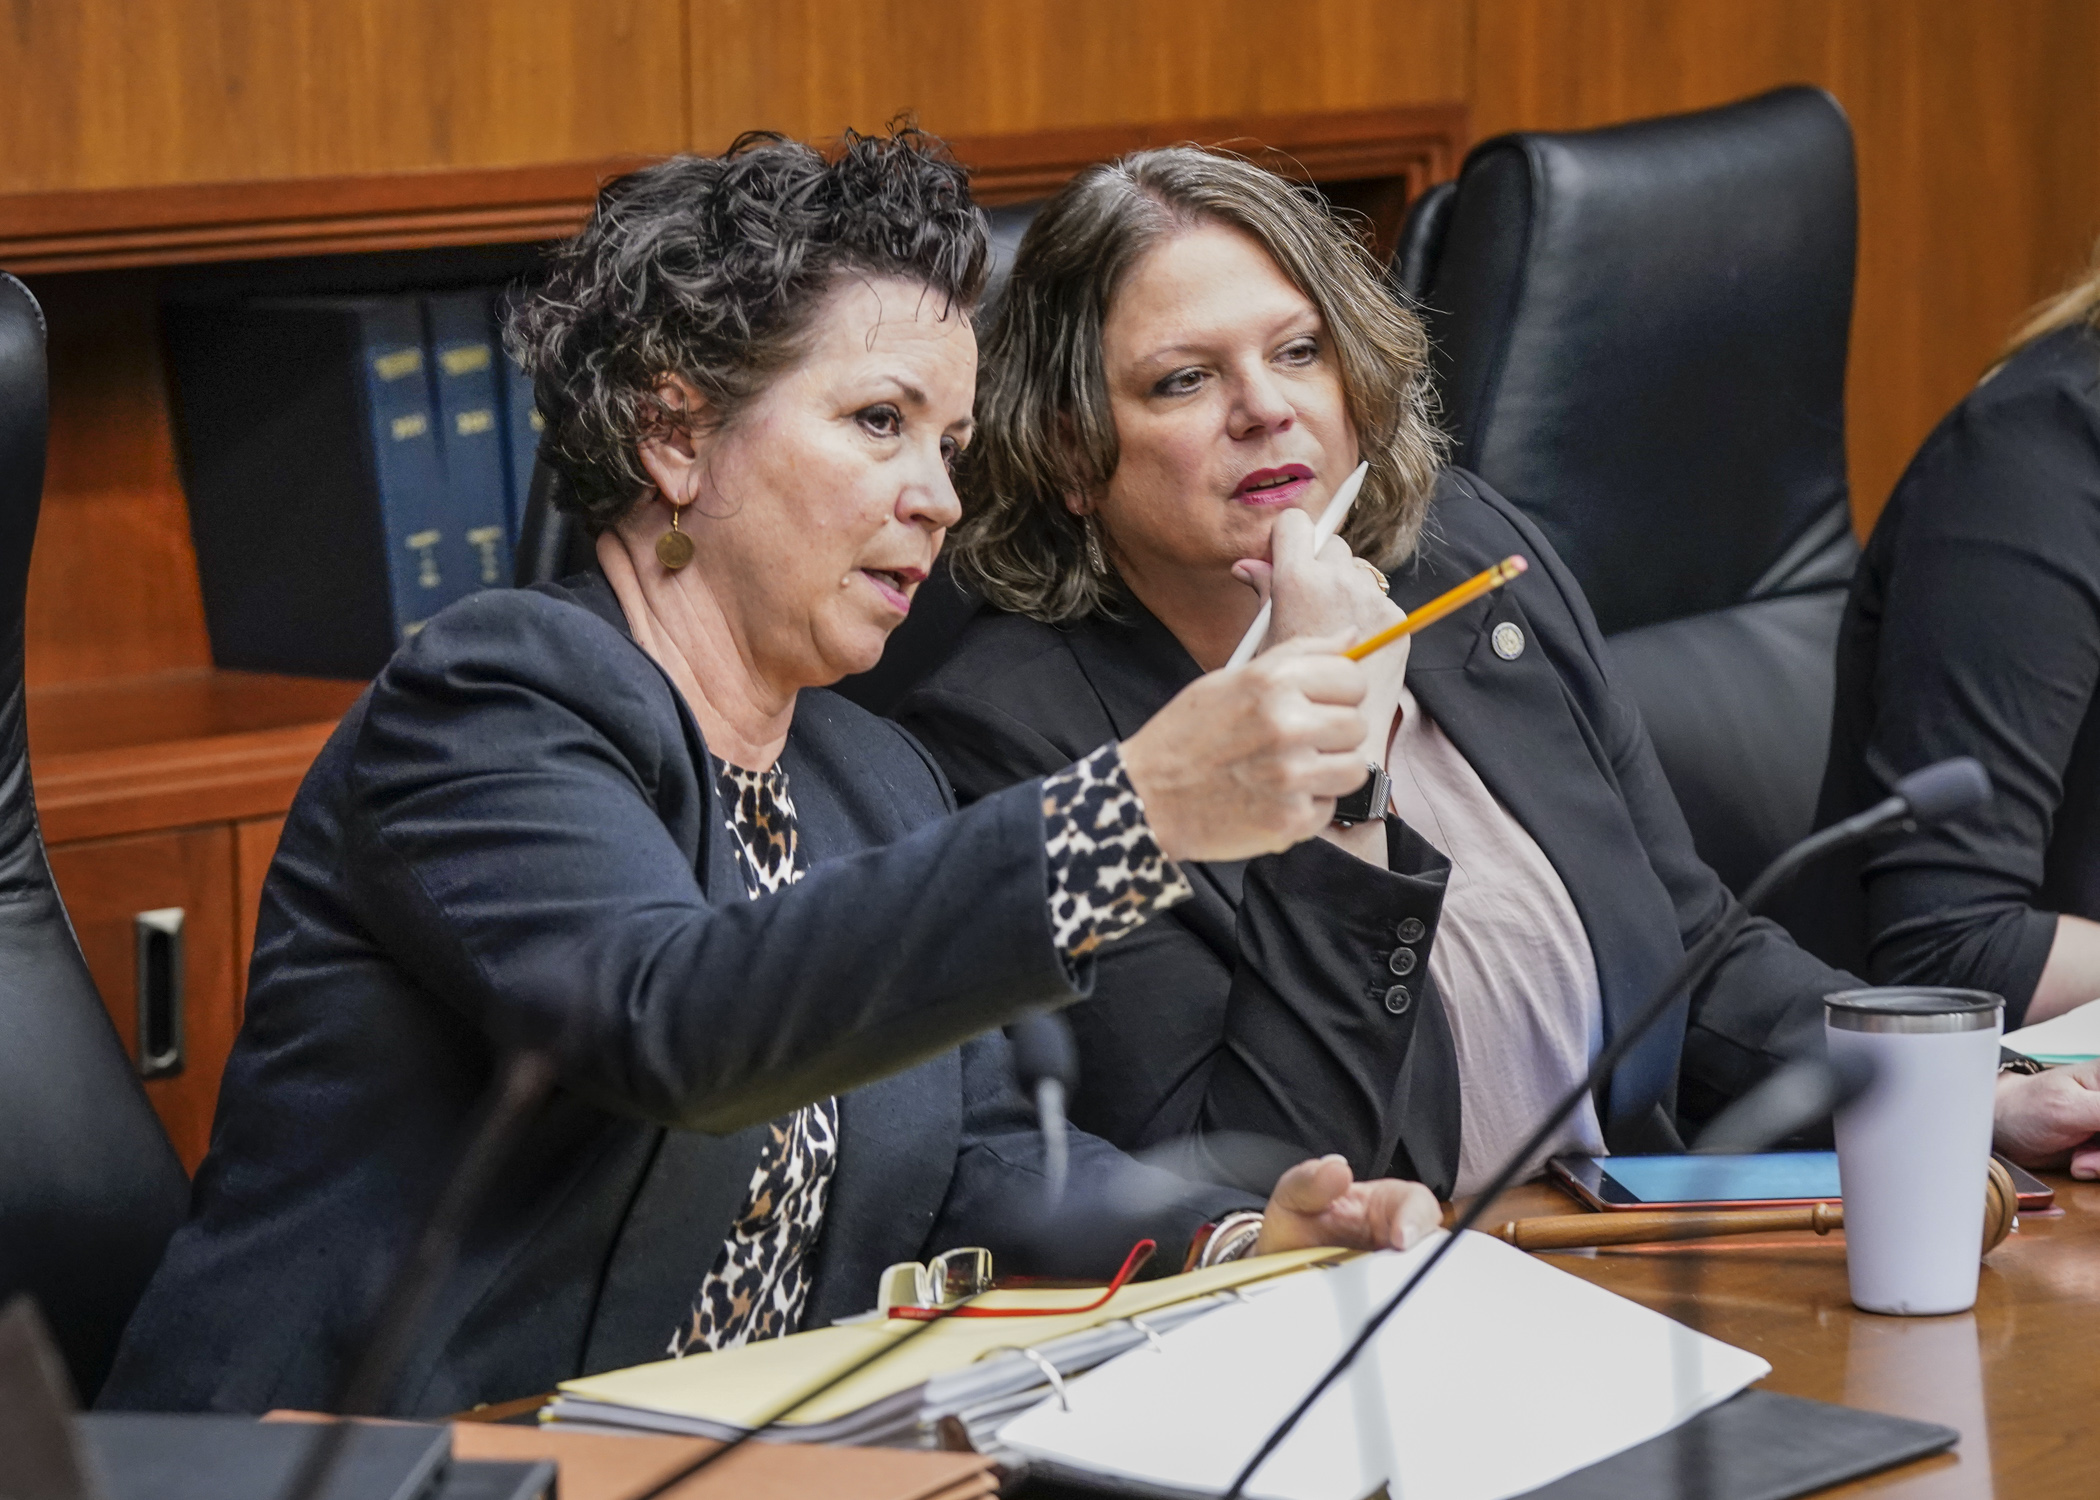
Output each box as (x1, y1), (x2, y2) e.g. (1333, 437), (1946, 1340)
(1396, 917), (1427, 944)
(1388, 947), (1417, 976)
(1383, 984), (1413, 1015)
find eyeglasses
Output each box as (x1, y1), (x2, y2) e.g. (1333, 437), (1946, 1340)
(884, 1239), (1157, 1321)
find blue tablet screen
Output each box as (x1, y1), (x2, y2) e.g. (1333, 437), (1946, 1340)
(1600, 1151), (1842, 1203)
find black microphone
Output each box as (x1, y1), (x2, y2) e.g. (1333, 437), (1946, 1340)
(1222, 755), (1991, 1499)
(1007, 1013), (1080, 1206)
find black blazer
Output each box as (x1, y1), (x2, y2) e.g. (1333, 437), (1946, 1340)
(899, 470), (1851, 1196)
(1804, 323), (2100, 1015)
(101, 573), (1248, 1417)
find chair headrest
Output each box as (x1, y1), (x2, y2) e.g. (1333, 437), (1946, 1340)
(0, 274), (46, 633)
(1416, 86), (1856, 633)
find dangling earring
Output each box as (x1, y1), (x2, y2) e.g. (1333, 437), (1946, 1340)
(656, 500), (695, 571)
(1082, 514), (1108, 576)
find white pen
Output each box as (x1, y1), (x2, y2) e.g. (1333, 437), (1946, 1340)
(1222, 459), (1372, 669)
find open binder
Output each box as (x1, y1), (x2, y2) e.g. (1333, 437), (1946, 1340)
(551, 1231), (1957, 1500)
(546, 1247), (1350, 1449)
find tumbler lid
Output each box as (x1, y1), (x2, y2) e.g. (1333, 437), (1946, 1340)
(1825, 987), (2003, 1033)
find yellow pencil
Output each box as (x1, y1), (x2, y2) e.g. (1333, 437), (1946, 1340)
(1344, 555), (1528, 660)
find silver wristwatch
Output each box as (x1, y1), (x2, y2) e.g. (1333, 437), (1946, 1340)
(1332, 763), (1391, 827)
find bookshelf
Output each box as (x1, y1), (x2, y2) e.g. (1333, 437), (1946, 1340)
(10, 103), (1464, 1169)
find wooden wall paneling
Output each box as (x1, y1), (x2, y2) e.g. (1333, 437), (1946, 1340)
(689, 0), (1471, 148)
(0, 0), (689, 196)
(24, 270), (215, 688)
(234, 815), (287, 1015)
(1468, 0), (2100, 534)
(0, 160), (648, 276)
(950, 106), (1467, 204)
(48, 825), (240, 1173)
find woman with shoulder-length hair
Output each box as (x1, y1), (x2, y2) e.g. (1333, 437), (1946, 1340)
(98, 131), (1443, 1418)
(1807, 240), (2100, 1173)
(896, 146), (2100, 1197)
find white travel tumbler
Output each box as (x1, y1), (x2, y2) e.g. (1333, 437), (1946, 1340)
(1826, 988), (2003, 1315)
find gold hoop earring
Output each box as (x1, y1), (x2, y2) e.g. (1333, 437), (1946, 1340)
(656, 501), (695, 571)
(1082, 514), (1108, 576)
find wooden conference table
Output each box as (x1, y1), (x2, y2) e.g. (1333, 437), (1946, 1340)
(470, 1172), (2099, 1496)
(1472, 1169), (2100, 1497)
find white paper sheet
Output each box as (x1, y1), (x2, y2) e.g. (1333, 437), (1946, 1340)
(2005, 995), (2100, 1063)
(998, 1230), (1769, 1500)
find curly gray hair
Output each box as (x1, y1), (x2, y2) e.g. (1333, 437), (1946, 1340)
(507, 128), (990, 533)
(951, 148), (1446, 623)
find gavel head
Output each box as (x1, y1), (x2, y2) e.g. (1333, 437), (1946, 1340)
(1982, 1158), (2018, 1255)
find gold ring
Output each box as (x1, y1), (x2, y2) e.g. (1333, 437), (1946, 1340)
(1355, 557), (1390, 593)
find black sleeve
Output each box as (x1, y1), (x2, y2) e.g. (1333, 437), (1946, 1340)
(1850, 388), (2100, 1017)
(339, 592), (1084, 1135)
(1460, 476), (1854, 1123)
(898, 686), (1451, 1181)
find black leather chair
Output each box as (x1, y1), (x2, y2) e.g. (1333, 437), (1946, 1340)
(1392, 86), (1860, 894)
(0, 273), (189, 1402)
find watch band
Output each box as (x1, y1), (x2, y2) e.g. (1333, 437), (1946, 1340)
(1190, 1210), (1266, 1270)
(1998, 1048), (2048, 1077)
(1332, 763), (1390, 827)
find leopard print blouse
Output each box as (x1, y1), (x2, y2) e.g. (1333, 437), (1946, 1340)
(669, 742), (1187, 1357)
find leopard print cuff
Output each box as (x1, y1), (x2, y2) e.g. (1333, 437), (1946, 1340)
(1041, 743), (1192, 963)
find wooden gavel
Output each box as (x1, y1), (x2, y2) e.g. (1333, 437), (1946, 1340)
(1490, 1159), (2019, 1256)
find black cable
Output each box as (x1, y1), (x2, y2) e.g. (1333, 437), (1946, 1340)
(1222, 764), (1986, 1499)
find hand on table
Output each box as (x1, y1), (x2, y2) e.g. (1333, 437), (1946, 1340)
(1993, 1058), (2100, 1179)
(1255, 1154), (1442, 1256)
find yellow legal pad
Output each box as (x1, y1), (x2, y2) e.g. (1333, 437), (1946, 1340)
(553, 1246), (1349, 1431)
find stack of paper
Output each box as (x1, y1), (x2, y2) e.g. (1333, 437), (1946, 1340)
(2005, 996), (2100, 1064)
(998, 1230), (1770, 1500)
(545, 1248), (1348, 1451)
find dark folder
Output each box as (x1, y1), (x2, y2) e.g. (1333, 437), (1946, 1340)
(75, 1414), (558, 1500)
(78, 1413), (449, 1500)
(1014, 1388), (1958, 1500)
(1514, 1388), (1958, 1500)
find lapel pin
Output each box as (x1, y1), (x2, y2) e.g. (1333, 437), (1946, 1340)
(1491, 622), (1526, 661)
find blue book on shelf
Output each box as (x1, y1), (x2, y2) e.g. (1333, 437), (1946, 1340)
(166, 294), (458, 677)
(425, 291), (515, 594)
(496, 300), (545, 552)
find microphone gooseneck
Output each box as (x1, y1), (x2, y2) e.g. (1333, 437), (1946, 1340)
(1221, 757), (1991, 1499)
(1008, 1013), (1080, 1207)
(1689, 1049), (1877, 1155)
(277, 1049), (558, 1500)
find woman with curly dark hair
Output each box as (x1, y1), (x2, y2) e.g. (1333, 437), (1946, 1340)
(99, 132), (1439, 1417)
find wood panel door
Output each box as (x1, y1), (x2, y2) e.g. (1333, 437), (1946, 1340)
(47, 825), (239, 1173)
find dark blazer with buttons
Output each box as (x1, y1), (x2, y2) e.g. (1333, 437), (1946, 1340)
(99, 572), (1249, 1418)
(897, 470), (1851, 1197)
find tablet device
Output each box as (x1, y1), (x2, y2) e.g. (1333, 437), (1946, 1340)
(1549, 1152), (2054, 1212)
